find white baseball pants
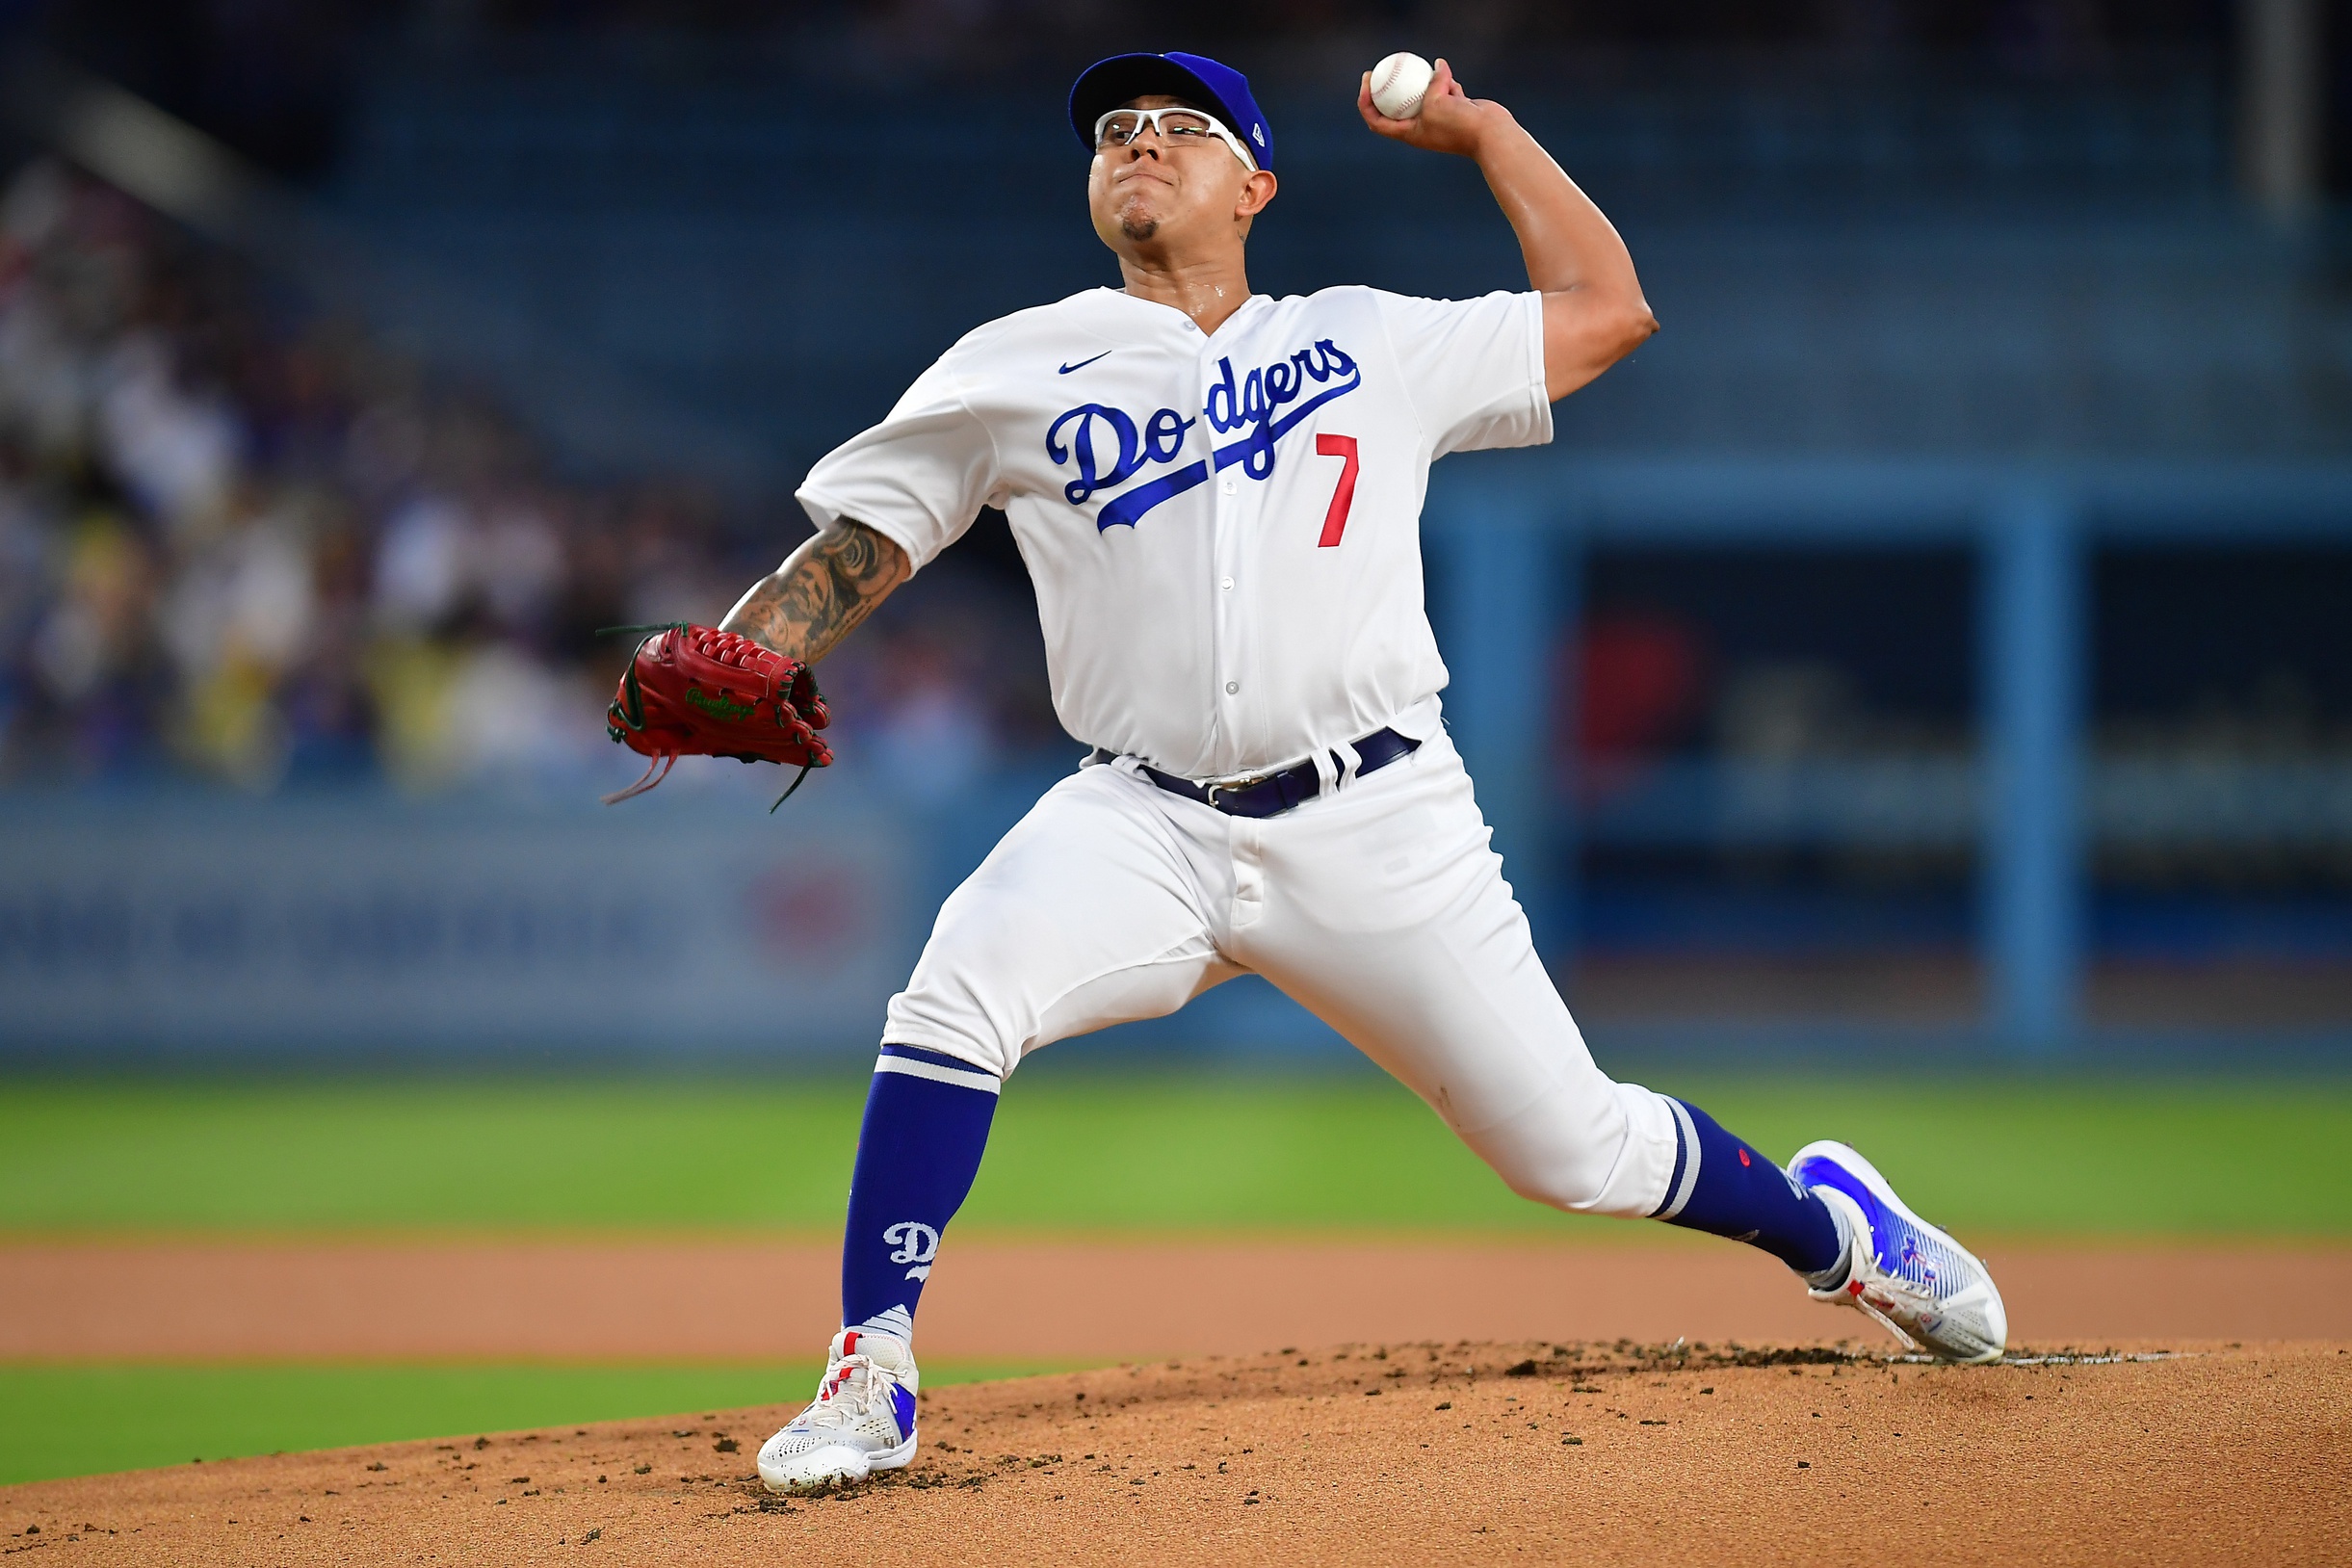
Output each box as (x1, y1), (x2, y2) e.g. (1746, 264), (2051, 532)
(882, 726), (1681, 1219)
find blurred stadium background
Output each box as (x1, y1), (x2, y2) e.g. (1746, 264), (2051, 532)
(3, 0), (2351, 1489)
(6, 0), (2352, 1061)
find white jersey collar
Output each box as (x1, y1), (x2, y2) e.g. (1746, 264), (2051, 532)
(1095, 286), (1270, 342)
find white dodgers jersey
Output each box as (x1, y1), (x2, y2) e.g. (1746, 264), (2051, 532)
(796, 285), (1552, 779)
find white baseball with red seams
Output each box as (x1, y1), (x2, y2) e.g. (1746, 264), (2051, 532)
(1370, 52), (1436, 119)
(792, 282), (1687, 1218)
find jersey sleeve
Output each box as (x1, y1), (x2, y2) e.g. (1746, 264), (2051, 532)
(794, 349), (1006, 573)
(1372, 289), (1553, 457)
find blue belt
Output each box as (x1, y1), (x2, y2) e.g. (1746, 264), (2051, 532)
(1119, 727), (1422, 820)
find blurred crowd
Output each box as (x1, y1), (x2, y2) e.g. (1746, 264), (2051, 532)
(368, 0), (2221, 64)
(0, 160), (1058, 797)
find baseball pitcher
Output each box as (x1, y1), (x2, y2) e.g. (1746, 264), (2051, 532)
(606, 50), (2007, 1493)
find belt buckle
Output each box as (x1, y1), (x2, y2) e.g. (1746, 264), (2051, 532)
(1202, 770), (1272, 809)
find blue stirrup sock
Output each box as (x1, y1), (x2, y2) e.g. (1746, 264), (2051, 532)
(838, 1044), (1002, 1344)
(1650, 1096), (1847, 1280)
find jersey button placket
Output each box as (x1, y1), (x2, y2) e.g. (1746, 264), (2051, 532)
(1215, 493), (1243, 715)
(1217, 455), (1260, 756)
(1206, 354), (1244, 733)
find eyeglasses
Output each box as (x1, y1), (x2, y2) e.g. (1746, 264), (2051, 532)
(1092, 107), (1259, 172)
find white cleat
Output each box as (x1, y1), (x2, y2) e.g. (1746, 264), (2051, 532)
(757, 1327), (920, 1493)
(1790, 1139), (2008, 1364)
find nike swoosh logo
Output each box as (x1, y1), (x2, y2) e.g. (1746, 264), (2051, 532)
(1058, 351), (1113, 375)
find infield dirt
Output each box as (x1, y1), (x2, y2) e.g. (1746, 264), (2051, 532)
(5, 1340), (2344, 1566)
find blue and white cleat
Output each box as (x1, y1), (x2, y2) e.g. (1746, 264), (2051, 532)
(1790, 1140), (2008, 1364)
(757, 1327), (920, 1492)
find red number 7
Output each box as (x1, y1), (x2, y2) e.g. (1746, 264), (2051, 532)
(1315, 433), (1358, 548)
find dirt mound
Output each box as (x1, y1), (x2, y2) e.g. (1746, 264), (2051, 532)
(6, 1341), (2345, 1565)
(14, 1239), (2349, 1361)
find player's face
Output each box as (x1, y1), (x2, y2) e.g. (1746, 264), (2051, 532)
(1086, 93), (1275, 257)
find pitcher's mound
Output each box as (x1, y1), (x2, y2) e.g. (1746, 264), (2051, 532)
(7, 1341), (2345, 1565)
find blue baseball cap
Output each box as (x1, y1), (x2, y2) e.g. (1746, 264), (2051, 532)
(1068, 51), (1273, 171)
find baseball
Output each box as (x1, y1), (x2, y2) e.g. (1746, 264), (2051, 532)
(1369, 52), (1435, 119)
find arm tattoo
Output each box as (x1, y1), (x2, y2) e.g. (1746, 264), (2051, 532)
(719, 520), (910, 664)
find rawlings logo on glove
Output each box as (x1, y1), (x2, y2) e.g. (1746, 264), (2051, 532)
(602, 623), (833, 810)
(685, 687), (756, 722)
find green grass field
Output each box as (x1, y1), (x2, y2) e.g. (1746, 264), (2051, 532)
(6, 1071), (2347, 1237)
(0, 1361), (1050, 1488)
(5, 1070), (2346, 1487)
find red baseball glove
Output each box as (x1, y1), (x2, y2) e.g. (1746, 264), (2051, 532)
(602, 623), (833, 809)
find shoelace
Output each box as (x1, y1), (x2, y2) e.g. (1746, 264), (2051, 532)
(796, 1354), (898, 1433)
(1848, 1283), (1929, 1353)
(1841, 1234), (1934, 1354)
